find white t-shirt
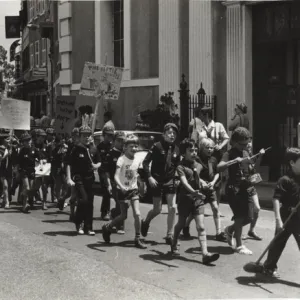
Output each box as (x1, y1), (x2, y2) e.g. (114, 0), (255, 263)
(116, 155), (141, 190)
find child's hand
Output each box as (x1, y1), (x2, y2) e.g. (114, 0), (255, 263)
(120, 186), (128, 194)
(67, 178), (75, 187)
(148, 177), (158, 188)
(234, 157), (244, 163)
(207, 182), (215, 190)
(259, 148), (265, 155)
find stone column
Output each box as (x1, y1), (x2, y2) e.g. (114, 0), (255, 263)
(159, 0), (180, 103)
(225, 2), (252, 131)
(58, 0), (72, 96)
(189, 0), (213, 95)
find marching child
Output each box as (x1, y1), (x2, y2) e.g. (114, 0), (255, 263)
(182, 138), (227, 242)
(142, 123), (180, 244)
(66, 123), (101, 235)
(262, 147), (300, 278)
(217, 127), (255, 255)
(105, 131), (126, 233)
(171, 138), (220, 264)
(245, 138), (265, 240)
(97, 126), (114, 220)
(102, 134), (147, 249)
(17, 132), (40, 213)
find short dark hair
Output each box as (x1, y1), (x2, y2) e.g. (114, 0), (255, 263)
(180, 138), (197, 155)
(231, 127), (251, 144)
(284, 147), (300, 166)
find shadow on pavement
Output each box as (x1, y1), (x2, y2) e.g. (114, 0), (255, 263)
(44, 230), (78, 237)
(236, 275), (300, 290)
(140, 249), (213, 268)
(44, 211), (70, 216)
(87, 240), (139, 251)
(42, 220), (71, 224)
(0, 209), (23, 214)
(207, 245), (234, 255)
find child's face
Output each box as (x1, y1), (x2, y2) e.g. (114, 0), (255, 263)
(246, 141), (253, 153)
(124, 143), (138, 158)
(163, 128), (177, 144)
(234, 139), (249, 151)
(23, 139), (32, 148)
(114, 138), (124, 150)
(290, 157), (300, 175)
(104, 133), (114, 143)
(80, 133), (90, 145)
(201, 142), (214, 157)
(184, 146), (198, 162)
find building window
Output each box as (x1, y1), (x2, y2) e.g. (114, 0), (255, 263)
(30, 43), (34, 68)
(41, 38), (47, 66)
(113, 0), (124, 68)
(35, 41), (40, 67)
(29, 0), (34, 20)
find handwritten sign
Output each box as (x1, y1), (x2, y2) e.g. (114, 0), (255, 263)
(55, 96), (76, 134)
(79, 62), (123, 100)
(0, 98), (30, 130)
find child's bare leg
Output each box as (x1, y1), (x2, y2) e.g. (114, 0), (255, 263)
(249, 194), (262, 239)
(109, 203), (128, 229)
(144, 196), (162, 223)
(172, 215), (187, 253)
(131, 199), (141, 237)
(194, 214), (208, 255)
(166, 193), (176, 238)
(210, 200), (221, 235)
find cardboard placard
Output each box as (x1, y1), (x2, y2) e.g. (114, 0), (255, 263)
(79, 62), (123, 100)
(0, 98), (30, 130)
(55, 96), (76, 134)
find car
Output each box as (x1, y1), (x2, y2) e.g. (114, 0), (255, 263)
(92, 130), (163, 202)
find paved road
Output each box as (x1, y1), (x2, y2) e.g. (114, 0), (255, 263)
(0, 195), (299, 300)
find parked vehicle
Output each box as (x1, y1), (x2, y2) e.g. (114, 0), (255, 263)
(93, 130), (163, 202)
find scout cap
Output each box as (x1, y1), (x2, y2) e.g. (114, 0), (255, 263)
(46, 128), (55, 135)
(164, 123), (178, 134)
(79, 125), (92, 134)
(115, 131), (126, 140)
(36, 129), (47, 136)
(103, 126), (114, 135)
(20, 132), (32, 142)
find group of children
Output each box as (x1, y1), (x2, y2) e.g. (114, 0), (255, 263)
(1, 116), (299, 276)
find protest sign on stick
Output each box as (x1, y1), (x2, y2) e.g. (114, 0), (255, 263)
(55, 96), (76, 134)
(0, 98), (30, 130)
(79, 62), (123, 101)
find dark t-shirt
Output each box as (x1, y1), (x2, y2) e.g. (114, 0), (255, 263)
(18, 146), (40, 174)
(273, 174), (300, 211)
(103, 147), (122, 180)
(221, 148), (250, 185)
(177, 159), (202, 196)
(97, 141), (112, 172)
(198, 155), (218, 182)
(66, 144), (99, 179)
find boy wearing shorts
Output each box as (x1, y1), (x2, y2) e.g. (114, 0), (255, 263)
(171, 138), (220, 264)
(217, 127), (254, 255)
(142, 123), (180, 244)
(262, 148), (300, 278)
(102, 134), (147, 249)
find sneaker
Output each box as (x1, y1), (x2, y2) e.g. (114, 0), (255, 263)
(262, 268), (280, 278)
(57, 199), (65, 211)
(102, 224), (112, 243)
(171, 243), (180, 256)
(135, 238), (147, 249)
(182, 226), (191, 239)
(235, 245), (252, 255)
(22, 204), (30, 214)
(101, 213), (110, 221)
(202, 253), (220, 265)
(224, 226), (235, 248)
(117, 229), (125, 235)
(76, 224), (84, 235)
(42, 203), (48, 211)
(141, 219), (150, 237)
(87, 230), (95, 236)
(215, 232), (227, 242)
(248, 231), (263, 241)
(4, 203), (10, 209)
(165, 236), (173, 245)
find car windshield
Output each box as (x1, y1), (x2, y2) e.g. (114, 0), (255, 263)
(93, 131), (162, 151)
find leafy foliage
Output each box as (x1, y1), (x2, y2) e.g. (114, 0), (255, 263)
(137, 92), (180, 132)
(0, 46), (15, 86)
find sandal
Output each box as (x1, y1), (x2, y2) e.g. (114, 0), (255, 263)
(235, 245), (252, 255)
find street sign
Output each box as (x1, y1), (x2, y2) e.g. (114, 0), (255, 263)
(5, 16), (21, 39)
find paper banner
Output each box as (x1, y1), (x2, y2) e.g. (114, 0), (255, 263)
(55, 96), (76, 134)
(79, 62), (123, 100)
(0, 98), (30, 130)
